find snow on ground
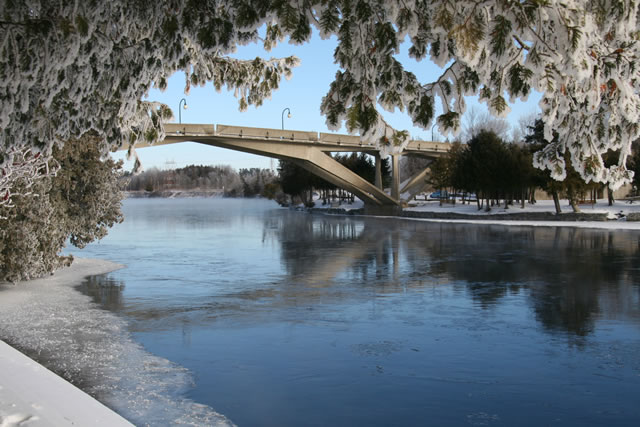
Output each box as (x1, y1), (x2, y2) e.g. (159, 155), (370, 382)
(313, 196), (640, 230)
(0, 340), (132, 426)
(0, 258), (233, 427)
(403, 198), (640, 229)
(405, 197), (637, 217)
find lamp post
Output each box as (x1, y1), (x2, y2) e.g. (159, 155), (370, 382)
(178, 98), (188, 124)
(281, 107), (291, 130)
(431, 122), (437, 141)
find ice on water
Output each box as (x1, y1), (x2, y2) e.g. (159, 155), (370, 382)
(0, 259), (232, 426)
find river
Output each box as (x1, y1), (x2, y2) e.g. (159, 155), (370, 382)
(64, 198), (640, 426)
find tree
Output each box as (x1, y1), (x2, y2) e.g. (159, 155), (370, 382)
(525, 119), (591, 213)
(0, 134), (123, 282)
(278, 160), (316, 205)
(506, 143), (537, 209)
(0, 1), (299, 207)
(2, 1), (639, 208)
(462, 131), (511, 211)
(628, 140), (640, 195)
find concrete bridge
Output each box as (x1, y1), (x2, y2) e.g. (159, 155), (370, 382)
(123, 123), (450, 214)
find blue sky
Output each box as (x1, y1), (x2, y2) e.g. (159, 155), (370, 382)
(115, 34), (540, 171)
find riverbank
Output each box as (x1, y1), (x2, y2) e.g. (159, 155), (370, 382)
(309, 198), (640, 229)
(125, 189), (224, 198)
(0, 259), (132, 426)
(0, 257), (232, 426)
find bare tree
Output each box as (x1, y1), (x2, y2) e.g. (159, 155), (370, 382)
(462, 107), (511, 142)
(511, 112), (539, 144)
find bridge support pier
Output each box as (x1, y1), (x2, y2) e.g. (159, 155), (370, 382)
(391, 154), (400, 200)
(363, 204), (404, 216)
(374, 153), (382, 190)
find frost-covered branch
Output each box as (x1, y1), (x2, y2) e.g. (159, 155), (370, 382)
(0, 148), (56, 210)
(0, 0), (299, 207)
(2, 0), (640, 200)
(313, 0), (640, 189)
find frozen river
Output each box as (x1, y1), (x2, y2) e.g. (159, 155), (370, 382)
(23, 198), (640, 425)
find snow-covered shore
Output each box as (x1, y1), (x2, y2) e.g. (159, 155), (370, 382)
(0, 259), (132, 426)
(312, 198), (640, 230)
(0, 258), (232, 427)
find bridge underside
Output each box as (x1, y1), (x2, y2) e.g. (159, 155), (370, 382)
(191, 137), (398, 207)
(122, 123), (447, 213)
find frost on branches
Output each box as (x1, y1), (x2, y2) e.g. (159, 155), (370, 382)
(0, 134), (124, 282)
(0, 0), (299, 206)
(312, 0), (640, 189)
(1, 1), (639, 201)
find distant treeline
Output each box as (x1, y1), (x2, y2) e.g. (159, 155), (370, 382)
(124, 165), (278, 198)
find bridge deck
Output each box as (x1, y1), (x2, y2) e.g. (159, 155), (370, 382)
(134, 123), (450, 156)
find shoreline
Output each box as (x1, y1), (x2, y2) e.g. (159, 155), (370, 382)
(307, 198), (640, 230)
(121, 192), (640, 229)
(0, 258), (233, 427)
(0, 258), (132, 426)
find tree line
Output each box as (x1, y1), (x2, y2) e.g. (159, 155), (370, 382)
(125, 165), (278, 198)
(427, 120), (640, 213)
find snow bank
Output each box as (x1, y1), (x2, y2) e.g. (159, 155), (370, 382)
(402, 199), (640, 230)
(0, 259), (131, 426)
(0, 340), (132, 426)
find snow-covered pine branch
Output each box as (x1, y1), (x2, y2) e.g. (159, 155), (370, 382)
(0, 1), (299, 206)
(314, 0), (640, 189)
(1, 0), (639, 204)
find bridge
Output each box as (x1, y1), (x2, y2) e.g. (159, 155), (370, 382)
(122, 123), (450, 214)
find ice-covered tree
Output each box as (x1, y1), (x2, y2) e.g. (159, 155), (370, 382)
(0, 134), (123, 282)
(2, 0), (639, 208)
(0, 0), (299, 206)
(314, 0), (640, 189)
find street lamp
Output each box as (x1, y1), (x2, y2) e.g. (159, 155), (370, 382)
(431, 122), (437, 141)
(178, 98), (188, 124)
(281, 107), (291, 130)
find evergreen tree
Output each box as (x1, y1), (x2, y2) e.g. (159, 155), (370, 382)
(277, 160), (316, 205)
(0, 134), (123, 281)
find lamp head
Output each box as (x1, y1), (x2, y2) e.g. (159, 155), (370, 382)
(287, 112), (291, 118)
(183, 103), (188, 109)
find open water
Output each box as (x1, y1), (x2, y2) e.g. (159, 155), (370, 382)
(65, 198), (640, 426)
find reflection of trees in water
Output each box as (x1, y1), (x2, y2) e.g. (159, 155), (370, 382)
(272, 215), (640, 337)
(404, 224), (640, 336)
(77, 275), (125, 312)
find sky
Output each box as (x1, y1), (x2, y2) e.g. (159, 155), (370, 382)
(114, 33), (541, 171)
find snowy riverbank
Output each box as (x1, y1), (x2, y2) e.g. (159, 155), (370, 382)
(310, 198), (640, 230)
(0, 258), (233, 427)
(0, 259), (131, 426)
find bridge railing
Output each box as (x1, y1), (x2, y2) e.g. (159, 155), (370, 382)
(165, 123), (214, 135)
(159, 123), (450, 154)
(215, 124), (319, 142)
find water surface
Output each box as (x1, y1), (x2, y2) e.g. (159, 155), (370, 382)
(71, 198), (640, 426)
